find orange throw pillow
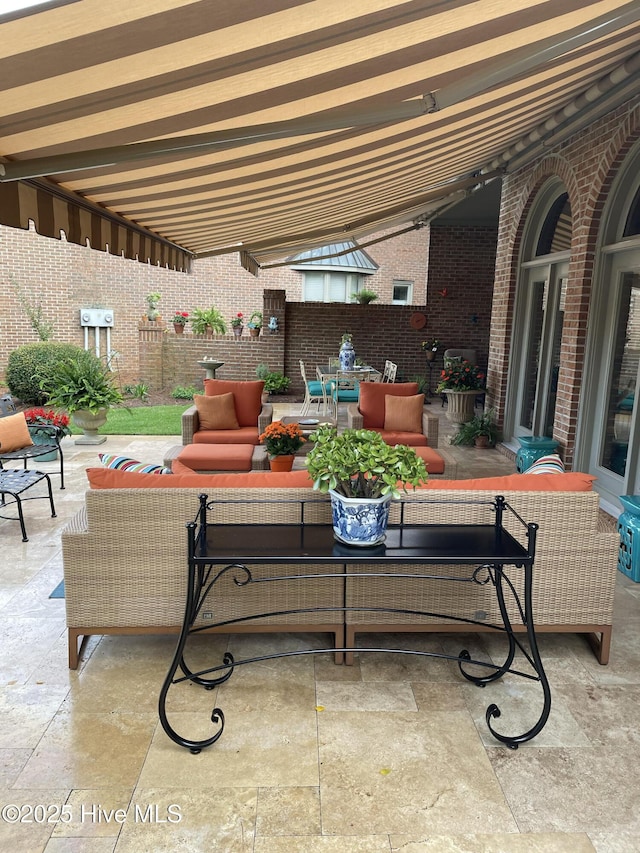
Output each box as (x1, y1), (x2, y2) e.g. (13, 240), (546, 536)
(203, 379), (264, 426)
(359, 382), (420, 428)
(194, 393), (239, 430)
(0, 412), (34, 452)
(383, 393), (425, 433)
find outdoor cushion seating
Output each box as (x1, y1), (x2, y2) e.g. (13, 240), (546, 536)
(64, 468), (616, 669)
(165, 443), (269, 473)
(181, 379), (272, 445)
(346, 381), (440, 448)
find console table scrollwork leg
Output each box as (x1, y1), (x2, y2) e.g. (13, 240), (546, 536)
(158, 560), (228, 753)
(485, 562), (552, 749)
(458, 564), (516, 686)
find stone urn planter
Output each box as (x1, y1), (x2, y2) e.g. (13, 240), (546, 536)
(72, 408), (108, 444)
(442, 389), (477, 424)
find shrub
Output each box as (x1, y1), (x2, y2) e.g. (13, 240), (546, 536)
(6, 342), (88, 404)
(171, 385), (198, 399)
(263, 372), (290, 394)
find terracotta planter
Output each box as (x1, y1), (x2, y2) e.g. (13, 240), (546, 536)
(249, 327), (261, 338)
(474, 435), (490, 448)
(442, 389), (478, 423)
(425, 350), (436, 362)
(269, 454), (294, 472)
(173, 323), (185, 334)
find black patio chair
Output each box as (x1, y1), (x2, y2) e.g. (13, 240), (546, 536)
(0, 395), (65, 489)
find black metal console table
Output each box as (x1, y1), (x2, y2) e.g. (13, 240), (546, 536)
(159, 494), (550, 753)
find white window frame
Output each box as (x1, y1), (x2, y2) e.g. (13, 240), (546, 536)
(302, 271), (362, 302)
(392, 280), (413, 304)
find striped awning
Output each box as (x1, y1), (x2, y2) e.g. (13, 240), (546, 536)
(1, 0), (639, 271)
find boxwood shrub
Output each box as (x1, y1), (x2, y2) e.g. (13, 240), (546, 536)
(6, 341), (88, 404)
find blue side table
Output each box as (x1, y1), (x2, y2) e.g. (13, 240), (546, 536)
(515, 436), (559, 473)
(617, 495), (640, 582)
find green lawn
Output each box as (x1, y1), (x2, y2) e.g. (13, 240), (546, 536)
(69, 404), (190, 435)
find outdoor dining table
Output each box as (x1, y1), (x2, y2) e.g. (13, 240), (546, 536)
(316, 365), (382, 383)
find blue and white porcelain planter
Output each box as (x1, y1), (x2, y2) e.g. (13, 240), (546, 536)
(339, 339), (356, 371)
(329, 489), (392, 546)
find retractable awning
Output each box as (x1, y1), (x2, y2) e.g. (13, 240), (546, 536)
(1, 0), (639, 271)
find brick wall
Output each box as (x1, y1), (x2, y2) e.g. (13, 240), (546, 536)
(490, 97), (640, 467)
(1, 217), (496, 393)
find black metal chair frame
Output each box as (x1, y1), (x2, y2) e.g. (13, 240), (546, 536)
(0, 468), (57, 541)
(0, 395), (65, 489)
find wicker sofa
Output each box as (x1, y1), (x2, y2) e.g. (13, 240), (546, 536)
(62, 468), (618, 669)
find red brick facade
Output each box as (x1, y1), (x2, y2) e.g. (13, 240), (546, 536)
(490, 97), (640, 468)
(1, 220), (496, 394)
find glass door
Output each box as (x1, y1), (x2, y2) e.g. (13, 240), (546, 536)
(513, 261), (567, 439)
(588, 254), (640, 504)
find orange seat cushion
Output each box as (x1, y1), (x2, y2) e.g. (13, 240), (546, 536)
(87, 467), (315, 489)
(414, 446), (445, 474)
(203, 379), (264, 427)
(369, 428), (428, 447)
(193, 427), (260, 445)
(358, 382), (420, 428)
(177, 443), (254, 471)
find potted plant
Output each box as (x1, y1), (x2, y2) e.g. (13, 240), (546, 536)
(351, 289), (379, 305)
(190, 307), (227, 336)
(39, 351), (124, 445)
(231, 312), (244, 337)
(145, 292), (162, 321)
(437, 359), (485, 424)
(450, 408), (499, 448)
(306, 426), (428, 546)
(23, 407), (71, 461)
(172, 311), (189, 334)
(421, 338), (440, 362)
(248, 310), (263, 337)
(259, 420), (306, 471)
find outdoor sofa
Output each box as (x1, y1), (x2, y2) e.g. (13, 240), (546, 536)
(61, 466), (618, 669)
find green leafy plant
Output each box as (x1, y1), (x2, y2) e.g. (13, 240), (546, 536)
(255, 363), (270, 380)
(190, 307), (227, 335)
(351, 289), (379, 304)
(145, 292), (162, 320)
(39, 351), (124, 415)
(409, 374), (429, 394)
(6, 342), (89, 404)
(306, 426), (428, 499)
(171, 385), (198, 400)
(421, 338), (440, 353)
(10, 276), (53, 340)
(123, 382), (149, 400)
(248, 310), (263, 329)
(231, 312), (244, 328)
(450, 409), (499, 446)
(172, 311), (189, 326)
(351, 287), (380, 305)
(436, 360), (485, 392)
(263, 372), (290, 394)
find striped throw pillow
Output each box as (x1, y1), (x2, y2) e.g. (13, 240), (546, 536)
(98, 453), (172, 474)
(522, 453), (565, 475)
